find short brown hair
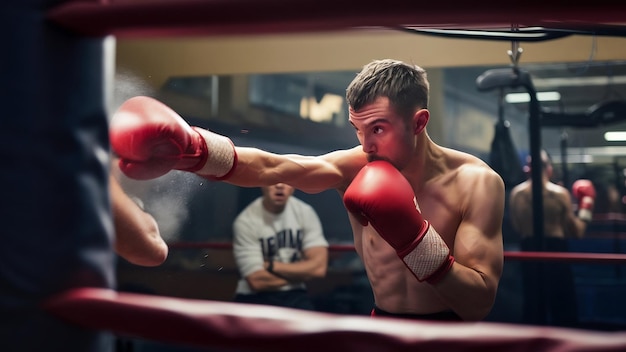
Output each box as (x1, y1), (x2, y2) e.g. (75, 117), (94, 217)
(346, 59), (429, 118)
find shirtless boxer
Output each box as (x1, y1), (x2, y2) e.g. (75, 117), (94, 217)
(109, 59), (505, 321)
(509, 150), (595, 327)
(509, 150), (594, 240)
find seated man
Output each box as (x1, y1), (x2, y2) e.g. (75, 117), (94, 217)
(233, 183), (329, 310)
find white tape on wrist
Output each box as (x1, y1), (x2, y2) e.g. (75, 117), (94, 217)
(578, 196), (594, 222)
(402, 225), (451, 282)
(195, 129), (235, 178)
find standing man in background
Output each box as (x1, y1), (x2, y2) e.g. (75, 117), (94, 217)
(509, 149), (596, 327)
(232, 183), (329, 310)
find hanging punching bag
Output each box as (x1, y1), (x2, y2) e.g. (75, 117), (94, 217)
(489, 93), (526, 190)
(490, 119), (526, 189)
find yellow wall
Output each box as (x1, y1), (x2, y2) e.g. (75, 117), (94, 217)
(114, 29), (626, 153)
(116, 28), (626, 89)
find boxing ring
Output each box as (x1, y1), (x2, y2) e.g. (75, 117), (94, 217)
(49, 243), (626, 351)
(5, 0), (626, 351)
(44, 287), (626, 352)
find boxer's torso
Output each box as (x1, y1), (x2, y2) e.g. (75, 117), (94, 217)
(510, 180), (569, 239)
(345, 148), (484, 315)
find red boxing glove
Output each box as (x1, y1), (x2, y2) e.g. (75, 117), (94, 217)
(572, 179), (596, 222)
(343, 160), (454, 284)
(110, 96), (236, 180)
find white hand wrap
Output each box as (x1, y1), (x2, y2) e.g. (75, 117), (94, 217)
(401, 225), (451, 282)
(577, 196), (594, 222)
(194, 128), (236, 178)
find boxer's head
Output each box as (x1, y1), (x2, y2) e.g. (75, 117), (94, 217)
(524, 149), (553, 179)
(346, 59), (429, 122)
(347, 59), (431, 167)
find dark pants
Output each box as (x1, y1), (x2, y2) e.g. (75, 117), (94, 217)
(521, 237), (579, 327)
(372, 306), (463, 321)
(234, 289), (316, 311)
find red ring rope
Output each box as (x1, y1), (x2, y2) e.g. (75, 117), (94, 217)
(47, 1), (626, 37)
(44, 287), (626, 352)
(169, 242), (626, 264)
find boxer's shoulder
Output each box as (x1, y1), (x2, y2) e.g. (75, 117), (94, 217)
(428, 147), (501, 188)
(321, 146), (367, 182)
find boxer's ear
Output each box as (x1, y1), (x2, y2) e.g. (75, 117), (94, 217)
(414, 109), (429, 135)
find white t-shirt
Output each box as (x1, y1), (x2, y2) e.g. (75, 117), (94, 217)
(233, 196), (328, 294)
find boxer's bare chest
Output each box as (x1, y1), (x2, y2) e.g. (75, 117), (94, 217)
(412, 176), (463, 247)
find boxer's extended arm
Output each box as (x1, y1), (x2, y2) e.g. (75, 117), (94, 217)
(225, 147), (361, 193)
(110, 96), (360, 193)
(111, 174), (168, 266)
(434, 168), (504, 321)
(110, 96), (235, 180)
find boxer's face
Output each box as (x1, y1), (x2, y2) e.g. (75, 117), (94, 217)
(349, 97), (415, 168)
(262, 183), (294, 214)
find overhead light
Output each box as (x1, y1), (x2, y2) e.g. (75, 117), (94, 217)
(505, 91), (561, 103)
(551, 154), (594, 164)
(604, 131), (626, 142)
(533, 75), (626, 88)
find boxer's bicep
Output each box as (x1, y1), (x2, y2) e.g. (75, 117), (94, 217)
(455, 169), (505, 285)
